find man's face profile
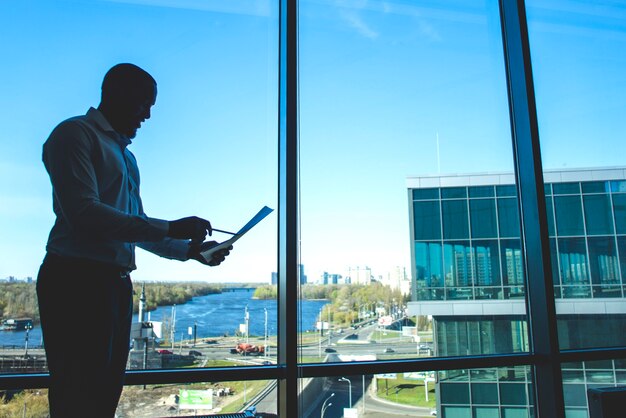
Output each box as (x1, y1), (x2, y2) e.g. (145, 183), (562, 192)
(100, 64), (157, 140)
(116, 83), (157, 139)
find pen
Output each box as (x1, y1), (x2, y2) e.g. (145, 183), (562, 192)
(213, 228), (237, 236)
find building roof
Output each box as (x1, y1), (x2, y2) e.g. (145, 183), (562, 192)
(406, 166), (626, 189)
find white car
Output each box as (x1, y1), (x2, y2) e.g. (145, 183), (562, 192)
(430, 409), (437, 416)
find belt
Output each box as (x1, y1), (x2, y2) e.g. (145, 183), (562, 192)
(45, 253), (132, 278)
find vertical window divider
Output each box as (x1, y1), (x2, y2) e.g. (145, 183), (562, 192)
(498, 0), (565, 417)
(278, 0), (299, 416)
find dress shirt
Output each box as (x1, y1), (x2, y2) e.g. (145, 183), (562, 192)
(43, 107), (190, 270)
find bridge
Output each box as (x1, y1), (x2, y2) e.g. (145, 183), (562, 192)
(221, 287), (258, 292)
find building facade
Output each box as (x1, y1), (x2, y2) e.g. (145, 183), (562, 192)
(407, 168), (626, 418)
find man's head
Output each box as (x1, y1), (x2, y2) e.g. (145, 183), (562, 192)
(99, 63), (157, 139)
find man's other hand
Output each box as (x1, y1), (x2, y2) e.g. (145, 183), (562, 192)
(188, 241), (233, 266)
(168, 216), (212, 241)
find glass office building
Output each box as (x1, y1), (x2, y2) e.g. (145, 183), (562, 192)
(408, 167), (626, 417)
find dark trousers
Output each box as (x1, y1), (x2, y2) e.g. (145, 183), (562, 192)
(37, 254), (133, 418)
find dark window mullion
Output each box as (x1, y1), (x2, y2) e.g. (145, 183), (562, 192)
(277, 0), (299, 417)
(498, 0), (565, 417)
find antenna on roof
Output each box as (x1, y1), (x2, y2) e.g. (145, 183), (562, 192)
(436, 132), (441, 174)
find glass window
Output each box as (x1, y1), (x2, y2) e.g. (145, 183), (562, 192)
(501, 239), (524, 288)
(120, 380), (276, 416)
(528, 0), (626, 359)
(443, 406), (472, 417)
(554, 195), (585, 236)
(413, 188), (440, 200)
(499, 383), (527, 405)
(611, 181), (626, 193)
(440, 383), (470, 404)
(472, 383), (499, 404)
(414, 200), (442, 240)
(550, 238), (561, 287)
(618, 237), (626, 285)
(562, 384), (587, 407)
(582, 181), (609, 194)
(558, 238), (590, 290)
(474, 407), (500, 418)
(470, 186), (495, 198)
(588, 237), (620, 291)
(502, 408), (530, 418)
(496, 185), (517, 197)
(544, 183), (552, 196)
(583, 194), (614, 235)
(470, 199), (498, 239)
(553, 183), (581, 195)
(442, 187), (467, 199)
(473, 240), (502, 291)
(415, 242), (444, 289)
(546, 196), (556, 236)
(443, 200), (470, 240)
(498, 198), (521, 238)
(0, 0), (279, 373)
(444, 241), (474, 290)
(612, 194), (626, 234)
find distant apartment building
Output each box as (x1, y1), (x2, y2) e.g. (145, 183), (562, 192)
(407, 168), (626, 418)
(319, 272), (343, 285)
(271, 264), (307, 285)
(345, 266), (373, 285)
(381, 266), (412, 296)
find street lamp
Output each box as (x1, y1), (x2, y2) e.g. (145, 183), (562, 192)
(321, 393), (334, 418)
(24, 323), (33, 357)
(338, 377), (352, 408)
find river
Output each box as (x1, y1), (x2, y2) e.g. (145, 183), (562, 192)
(0, 290), (328, 347)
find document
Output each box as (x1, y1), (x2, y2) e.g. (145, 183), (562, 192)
(200, 206), (274, 262)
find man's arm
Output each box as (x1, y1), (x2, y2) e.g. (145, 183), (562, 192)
(137, 239), (232, 266)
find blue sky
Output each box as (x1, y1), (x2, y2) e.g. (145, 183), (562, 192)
(0, 0), (624, 283)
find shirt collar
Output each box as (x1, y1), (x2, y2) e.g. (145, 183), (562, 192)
(86, 107), (132, 148)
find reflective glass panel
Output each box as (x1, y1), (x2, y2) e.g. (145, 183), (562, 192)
(554, 196), (585, 237)
(119, 380), (276, 417)
(0, 0), (279, 371)
(583, 194), (614, 236)
(498, 198), (521, 239)
(299, 367), (533, 418)
(527, 0), (626, 351)
(414, 200), (442, 240)
(298, 0), (526, 364)
(443, 200), (470, 240)
(470, 199), (498, 239)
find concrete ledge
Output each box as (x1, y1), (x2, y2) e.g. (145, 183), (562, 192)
(408, 298), (626, 317)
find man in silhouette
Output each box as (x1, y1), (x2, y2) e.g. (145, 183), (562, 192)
(37, 63), (230, 417)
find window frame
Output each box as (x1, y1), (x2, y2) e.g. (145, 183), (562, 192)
(2, 2), (626, 418)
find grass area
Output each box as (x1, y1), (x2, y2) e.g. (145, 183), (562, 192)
(375, 376), (436, 409)
(0, 389), (49, 418)
(118, 379), (272, 416)
(218, 380), (270, 413)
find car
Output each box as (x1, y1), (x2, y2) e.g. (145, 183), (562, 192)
(324, 347), (336, 353)
(383, 347), (395, 353)
(157, 349), (173, 355)
(188, 350), (203, 357)
(430, 409), (437, 416)
(262, 360), (273, 365)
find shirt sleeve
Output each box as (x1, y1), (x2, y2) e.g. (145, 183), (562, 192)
(136, 238), (191, 261)
(43, 121), (169, 243)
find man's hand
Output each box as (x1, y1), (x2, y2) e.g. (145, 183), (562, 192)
(188, 241), (233, 266)
(168, 217), (212, 241)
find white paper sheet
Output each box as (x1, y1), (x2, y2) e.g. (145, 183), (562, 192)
(199, 206), (274, 262)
